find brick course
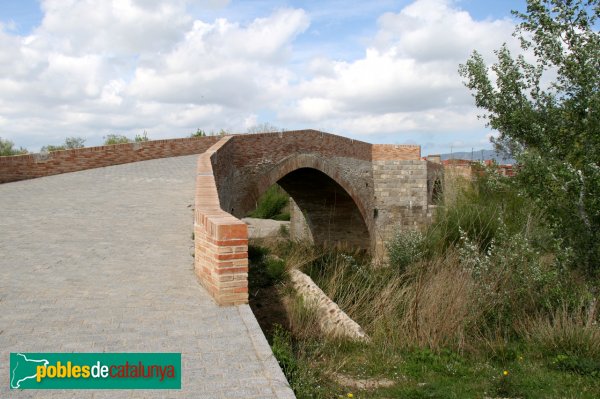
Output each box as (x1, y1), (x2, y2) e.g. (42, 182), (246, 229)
(0, 136), (220, 183)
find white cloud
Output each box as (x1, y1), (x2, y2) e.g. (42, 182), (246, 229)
(278, 0), (518, 138)
(0, 0), (519, 152)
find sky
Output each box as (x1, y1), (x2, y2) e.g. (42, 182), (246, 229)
(0, 0), (528, 154)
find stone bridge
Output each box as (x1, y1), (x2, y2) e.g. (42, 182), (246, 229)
(194, 130), (441, 305)
(0, 130), (441, 307)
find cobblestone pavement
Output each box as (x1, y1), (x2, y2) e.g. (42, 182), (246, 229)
(0, 156), (295, 398)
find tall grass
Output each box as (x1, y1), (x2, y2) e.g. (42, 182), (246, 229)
(248, 185), (290, 220)
(282, 168), (596, 353)
(257, 167), (599, 397)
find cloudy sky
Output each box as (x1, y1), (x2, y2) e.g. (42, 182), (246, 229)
(0, 0), (526, 154)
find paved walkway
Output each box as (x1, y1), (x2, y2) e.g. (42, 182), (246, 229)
(0, 156), (294, 398)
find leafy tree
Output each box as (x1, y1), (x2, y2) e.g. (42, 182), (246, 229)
(64, 136), (86, 149)
(0, 137), (27, 156)
(246, 122), (283, 133)
(103, 134), (131, 145)
(191, 128), (206, 137)
(40, 144), (64, 152)
(459, 0), (600, 275)
(41, 136), (86, 152)
(134, 130), (149, 142)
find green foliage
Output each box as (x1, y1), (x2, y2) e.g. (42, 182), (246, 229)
(257, 233), (599, 398)
(551, 354), (600, 377)
(40, 145), (64, 152)
(387, 230), (424, 273)
(459, 0), (600, 275)
(248, 244), (269, 263)
(265, 257), (286, 282)
(41, 136), (86, 152)
(0, 137), (27, 156)
(190, 128), (206, 137)
(271, 324), (298, 377)
(103, 134), (131, 145)
(134, 131), (149, 142)
(64, 136), (86, 149)
(249, 185), (290, 220)
(425, 169), (549, 256)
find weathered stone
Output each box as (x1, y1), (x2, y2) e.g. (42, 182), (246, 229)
(289, 269), (370, 343)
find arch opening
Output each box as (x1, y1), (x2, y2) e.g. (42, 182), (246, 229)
(276, 167), (370, 250)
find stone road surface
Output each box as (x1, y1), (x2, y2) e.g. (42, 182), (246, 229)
(0, 155), (295, 398)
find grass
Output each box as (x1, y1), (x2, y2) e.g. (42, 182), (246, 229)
(247, 168), (599, 398)
(259, 244), (600, 398)
(248, 185), (290, 220)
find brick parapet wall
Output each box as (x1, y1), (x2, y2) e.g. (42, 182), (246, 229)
(194, 136), (248, 306)
(372, 144), (421, 161)
(0, 136), (220, 184)
(229, 130), (373, 165)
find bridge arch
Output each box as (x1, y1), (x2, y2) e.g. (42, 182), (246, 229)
(248, 154), (372, 249)
(194, 131), (427, 305)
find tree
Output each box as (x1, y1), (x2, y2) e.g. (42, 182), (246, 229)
(41, 136), (86, 152)
(0, 137), (27, 156)
(190, 128), (206, 138)
(134, 130), (149, 142)
(103, 134), (131, 145)
(459, 0), (600, 275)
(246, 122), (283, 133)
(64, 136), (86, 149)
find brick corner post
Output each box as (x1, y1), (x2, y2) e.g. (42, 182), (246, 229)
(194, 137), (249, 306)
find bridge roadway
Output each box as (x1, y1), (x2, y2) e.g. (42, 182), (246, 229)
(0, 155), (294, 398)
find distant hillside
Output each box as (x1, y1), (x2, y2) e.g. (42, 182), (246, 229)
(437, 149), (515, 164)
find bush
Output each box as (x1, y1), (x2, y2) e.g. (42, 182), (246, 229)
(423, 168), (544, 256)
(103, 134), (131, 145)
(521, 305), (600, 360)
(0, 137), (27, 156)
(64, 136), (86, 149)
(190, 128), (206, 137)
(248, 244), (269, 263)
(387, 229), (424, 272)
(265, 256), (286, 282)
(249, 185), (289, 220)
(41, 136), (86, 152)
(134, 131), (149, 142)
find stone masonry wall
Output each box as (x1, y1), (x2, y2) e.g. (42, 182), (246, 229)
(0, 136), (220, 184)
(371, 159), (431, 258)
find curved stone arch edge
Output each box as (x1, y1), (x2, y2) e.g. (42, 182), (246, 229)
(253, 153), (374, 244)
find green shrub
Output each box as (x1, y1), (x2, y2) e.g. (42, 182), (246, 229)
(190, 128), (206, 137)
(273, 212), (291, 221)
(265, 257), (286, 282)
(248, 244), (269, 263)
(0, 137), (27, 155)
(41, 136), (86, 153)
(134, 131), (149, 142)
(103, 134), (131, 145)
(64, 136), (86, 149)
(387, 229), (424, 272)
(40, 144), (65, 152)
(249, 185), (289, 220)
